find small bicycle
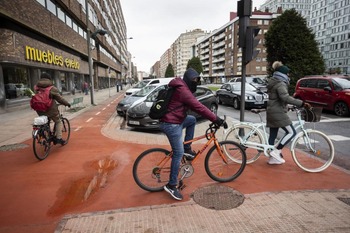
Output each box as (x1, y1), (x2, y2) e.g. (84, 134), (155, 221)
(32, 106), (71, 160)
(223, 106), (334, 173)
(132, 119), (247, 192)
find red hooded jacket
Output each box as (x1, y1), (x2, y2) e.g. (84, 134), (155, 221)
(160, 77), (217, 124)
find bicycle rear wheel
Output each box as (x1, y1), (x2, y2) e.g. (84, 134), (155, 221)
(205, 140), (246, 182)
(60, 118), (71, 143)
(291, 129), (334, 172)
(32, 128), (51, 160)
(224, 124), (264, 164)
(133, 148), (171, 192)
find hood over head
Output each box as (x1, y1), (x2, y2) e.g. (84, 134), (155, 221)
(183, 68), (200, 93)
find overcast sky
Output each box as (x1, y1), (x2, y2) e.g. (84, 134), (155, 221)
(121, 0), (267, 73)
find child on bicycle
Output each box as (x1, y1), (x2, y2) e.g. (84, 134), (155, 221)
(159, 68), (225, 201)
(266, 61), (311, 165)
(34, 72), (71, 145)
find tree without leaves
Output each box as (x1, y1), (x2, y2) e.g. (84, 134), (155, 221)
(186, 57), (203, 75)
(165, 63), (174, 77)
(264, 9), (325, 93)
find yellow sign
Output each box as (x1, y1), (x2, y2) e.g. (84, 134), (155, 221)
(25, 45), (80, 70)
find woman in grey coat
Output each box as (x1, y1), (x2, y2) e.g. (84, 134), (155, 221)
(266, 61), (311, 165)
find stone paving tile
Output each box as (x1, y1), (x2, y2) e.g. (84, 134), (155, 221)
(56, 190), (350, 233)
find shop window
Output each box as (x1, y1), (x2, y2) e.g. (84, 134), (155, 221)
(3, 67), (30, 99)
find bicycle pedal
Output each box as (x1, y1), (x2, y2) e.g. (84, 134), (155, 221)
(179, 184), (186, 190)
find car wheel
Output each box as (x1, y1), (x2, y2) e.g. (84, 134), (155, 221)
(334, 101), (349, 116)
(233, 98), (240, 110)
(210, 104), (218, 115)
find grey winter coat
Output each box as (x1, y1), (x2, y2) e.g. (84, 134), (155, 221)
(266, 75), (303, 128)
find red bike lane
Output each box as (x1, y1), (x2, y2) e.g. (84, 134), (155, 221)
(0, 95), (350, 233)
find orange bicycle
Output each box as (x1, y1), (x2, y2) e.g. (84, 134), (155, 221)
(133, 119), (246, 192)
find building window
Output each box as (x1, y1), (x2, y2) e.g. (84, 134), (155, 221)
(36, 0), (45, 7)
(47, 0), (56, 15)
(57, 7), (65, 22)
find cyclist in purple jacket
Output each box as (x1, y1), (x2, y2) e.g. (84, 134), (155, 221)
(159, 68), (225, 201)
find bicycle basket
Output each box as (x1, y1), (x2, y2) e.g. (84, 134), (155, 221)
(33, 116), (48, 125)
(301, 107), (322, 122)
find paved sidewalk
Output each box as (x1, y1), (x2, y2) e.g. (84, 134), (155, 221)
(56, 190), (350, 233)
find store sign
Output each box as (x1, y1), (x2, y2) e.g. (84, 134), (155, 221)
(25, 45), (80, 70)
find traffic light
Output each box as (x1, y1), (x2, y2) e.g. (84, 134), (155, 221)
(245, 26), (260, 64)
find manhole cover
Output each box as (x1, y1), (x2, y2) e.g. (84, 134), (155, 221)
(337, 197), (350, 206)
(191, 185), (244, 210)
(0, 143), (28, 151)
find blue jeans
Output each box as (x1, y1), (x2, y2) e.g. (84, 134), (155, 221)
(159, 115), (196, 186)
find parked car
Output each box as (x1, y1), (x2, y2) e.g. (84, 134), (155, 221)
(117, 84), (160, 116)
(216, 82), (268, 109)
(126, 86), (219, 130)
(125, 78), (174, 96)
(293, 75), (350, 116)
(229, 76), (267, 92)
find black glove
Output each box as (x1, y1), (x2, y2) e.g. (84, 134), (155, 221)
(214, 116), (228, 129)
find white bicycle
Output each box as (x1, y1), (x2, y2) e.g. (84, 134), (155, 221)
(223, 106), (334, 172)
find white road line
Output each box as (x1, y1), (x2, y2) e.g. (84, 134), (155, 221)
(96, 112), (101, 115)
(102, 107), (106, 111)
(107, 104), (110, 107)
(74, 126), (82, 132)
(86, 117), (93, 122)
(328, 135), (350, 141)
(320, 118), (350, 123)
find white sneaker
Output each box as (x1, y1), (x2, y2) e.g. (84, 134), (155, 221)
(268, 156), (284, 165)
(268, 149), (285, 164)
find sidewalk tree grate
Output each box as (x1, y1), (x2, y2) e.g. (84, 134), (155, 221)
(337, 197), (350, 206)
(191, 184), (244, 210)
(0, 143), (28, 151)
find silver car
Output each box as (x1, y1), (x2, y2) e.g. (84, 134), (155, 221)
(116, 85), (159, 116)
(127, 86), (219, 130)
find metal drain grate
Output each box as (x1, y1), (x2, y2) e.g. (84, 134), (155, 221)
(191, 185), (244, 210)
(337, 197), (350, 206)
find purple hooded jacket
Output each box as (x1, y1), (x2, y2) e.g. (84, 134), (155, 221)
(160, 69), (217, 124)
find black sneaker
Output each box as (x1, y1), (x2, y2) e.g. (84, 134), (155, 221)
(164, 184), (183, 201)
(56, 138), (66, 145)
(184, 148), (196, 160)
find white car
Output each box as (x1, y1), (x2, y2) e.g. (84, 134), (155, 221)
(125, 78), (174, 96)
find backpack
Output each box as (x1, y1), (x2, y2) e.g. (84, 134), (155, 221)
(30, 86), (53, 112)
(149, 86), (175, 119)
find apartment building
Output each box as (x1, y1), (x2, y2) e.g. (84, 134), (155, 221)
(172, 29), (208, 77)
(260, 0), (350, 74)
(196, 10), (279, 84)
(0, 0), (131, 112)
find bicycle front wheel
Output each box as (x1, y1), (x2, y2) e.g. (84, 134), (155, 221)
(205, 140), (246, 182)
(224, 124), (264, 164)
(33, 129), (51, 160)
(60, 118), (71, 144)
(133, 148), (171, 192)
(291, 129), (334, 172)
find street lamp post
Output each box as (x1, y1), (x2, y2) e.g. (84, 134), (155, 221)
(85, 0), (108, 105)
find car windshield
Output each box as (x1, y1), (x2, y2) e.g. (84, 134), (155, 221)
(133, 80), (149, 88)
(133, 85), (157, 97)
(334, 78), (350, 89)
(231, 83), (257, 91)
(247, 77), (265, 84)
